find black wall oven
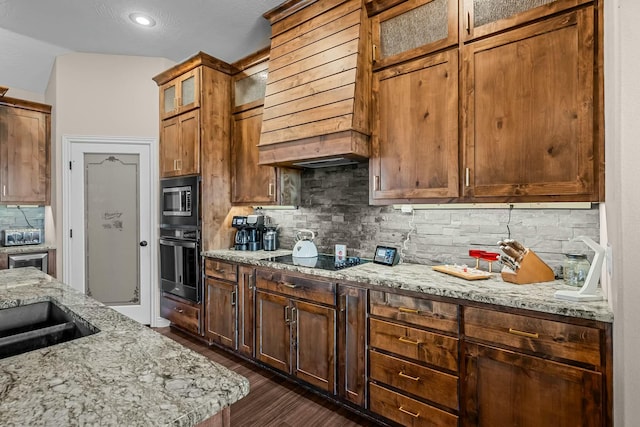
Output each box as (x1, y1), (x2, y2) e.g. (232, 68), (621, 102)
(159, 228), (200, 302)
(160, 175), (201, 303)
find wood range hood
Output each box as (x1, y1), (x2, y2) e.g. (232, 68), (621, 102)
(257, 0), (372, 168)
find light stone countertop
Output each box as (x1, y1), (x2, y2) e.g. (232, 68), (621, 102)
(0, 268), (249, 427)
(0, 244), (55, 254)
(203, 249), (613, 323)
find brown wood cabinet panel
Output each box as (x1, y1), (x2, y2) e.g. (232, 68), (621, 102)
(463, 343), (602, 427)
(205, 278), (237, 348)
(369, 382), (458, 427)
(265, 59), (358, 99)
(204, 258), (238, 282)
(370, 290), (459, 333)
(369, 318), (458, 371)
(369, 350), (458, 410)
(0, 104), (50, 204)
(371, 49), (459, 203)
(256, 290), (291, 373)
(47, 249), (56, 278)
(159, 68), (201, 120)
(337, 285), (367, 407)
(464, 306), (601, 366)
(161, 293), (200, 335)
(371, 0), (458, 69)
(461, 0), (593, 42)
(160, 109), (200, 178)
(462, 8), (596, 200)
(293, 299), (336, 393)
(238, 266), (255, 357)
(0, 253), (8, 270)
(256, 269), (335, 305)
(231, 107), (278, 205)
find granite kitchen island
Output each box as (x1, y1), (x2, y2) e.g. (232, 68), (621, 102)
(0, 268), (249, 427)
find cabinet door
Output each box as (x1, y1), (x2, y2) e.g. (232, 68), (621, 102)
(372, 0), (458, 68)
(371, 49), (458, 203)
(238, 266), (255, 357)
(292, 299), (336, 393)
(463, 343), (602, 427)
(231, 107), (277, 205)
(256, 290), (291, 373)
(205, 278), (237, 349)
(0, 106), (50, 204)
(462, 8), (595, 199)
(160, 116), (180, 177)
(337, 285), (367, 406)
(159, 68), (201, 120)
(462, 0), (592, 41)
(177, 109), (200, 176)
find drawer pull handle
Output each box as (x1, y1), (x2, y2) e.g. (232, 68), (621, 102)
(280, 282), (297, 289)
(398, 307), (419, 314)
(174, 308), (184, 314)
(215, 268), (225, 274)
(398, 336), (420, 346)
(508, 328), (539, 339)
(398, 406), (420, 418)
(398, 371), (420, 382)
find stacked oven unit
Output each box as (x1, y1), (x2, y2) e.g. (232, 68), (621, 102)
(159, 175), (201, 304)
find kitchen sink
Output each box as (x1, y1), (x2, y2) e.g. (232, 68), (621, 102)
(0, 301), (99, 360)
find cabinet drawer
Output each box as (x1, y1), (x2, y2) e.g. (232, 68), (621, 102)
(369, 350), (458, 410)
(370, 290), (459, 333)
(369, 382), (458, 427)
(161, 295), (200, 335)
(256, 269), (335, 306)
(204, 258), (238, 282)
(464, 306), (601, 366)
(369, 318), (458, 371)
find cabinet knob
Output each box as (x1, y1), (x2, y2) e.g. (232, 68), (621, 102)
(139, 241), (148, 247)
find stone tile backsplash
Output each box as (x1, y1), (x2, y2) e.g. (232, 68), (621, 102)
(260, 163), (600, 272)
(0, 206), (45, 231)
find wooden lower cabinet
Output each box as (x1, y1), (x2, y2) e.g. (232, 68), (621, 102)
(205, 278), (237, 348)
(237, 266), (255, 357)
(369, 382), (458, 427)
(256, 289), (336, 393)
(463, 343), (603, 427)
(337, 285), (367, 407)
(161, 293), (201, 335)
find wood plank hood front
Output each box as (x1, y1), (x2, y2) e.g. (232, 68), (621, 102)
(258, 0), (372, 168)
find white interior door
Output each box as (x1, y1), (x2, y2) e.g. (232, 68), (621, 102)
(66, 138), (154, 324)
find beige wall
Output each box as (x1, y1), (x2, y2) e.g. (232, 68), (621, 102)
(44, 52), (175, 277)
(3, 87), (45, 103)
(605, 0), (640, 425)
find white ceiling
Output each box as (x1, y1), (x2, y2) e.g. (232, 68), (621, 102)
(0, 0), (283, 94)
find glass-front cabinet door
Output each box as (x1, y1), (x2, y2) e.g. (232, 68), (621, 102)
(372, 0), (458, 69)
(462, 0), (592, 41)
(159, 68), (201, 120)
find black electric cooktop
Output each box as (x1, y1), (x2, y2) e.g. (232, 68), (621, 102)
(264, 254), (369, 271)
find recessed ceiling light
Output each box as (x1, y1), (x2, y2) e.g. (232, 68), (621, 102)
(129, 13), (156, 27)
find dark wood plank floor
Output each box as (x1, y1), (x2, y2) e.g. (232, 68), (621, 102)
(156, 327), (380, 427)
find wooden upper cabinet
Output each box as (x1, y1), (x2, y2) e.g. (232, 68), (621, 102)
(231, 52), (301, 206)
(371, 0), (458, 69)
(159, 68), (201, 120)
(160, 109), (200, 178)
(258, 0), (372, 167)
(462, 0), (593, 41)
(0, 100), (51, 205)
(462, 7), (597, 200)
(371, 49), (458, 203)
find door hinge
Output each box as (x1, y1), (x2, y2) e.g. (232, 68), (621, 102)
(70, 229), (73, 238)
(69, 161), (72, 170)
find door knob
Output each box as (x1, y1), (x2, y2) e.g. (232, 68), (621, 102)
(140, 241), (148, 247)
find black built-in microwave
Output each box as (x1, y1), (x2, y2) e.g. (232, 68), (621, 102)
(160, 175), (200, 228)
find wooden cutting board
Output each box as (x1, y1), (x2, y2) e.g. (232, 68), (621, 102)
(432, 265), (492, 280)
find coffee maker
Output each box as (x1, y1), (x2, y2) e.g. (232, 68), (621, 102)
(246, 214), (265, 251)
(232, 216), (249, 250)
